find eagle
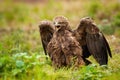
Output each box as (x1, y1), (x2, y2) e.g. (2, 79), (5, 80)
(47, 16), (85, 68)
(74, 17), (112, 65)
(39, 16), (112, 67)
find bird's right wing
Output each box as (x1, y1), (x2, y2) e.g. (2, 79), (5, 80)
(39, 20), (55, 56)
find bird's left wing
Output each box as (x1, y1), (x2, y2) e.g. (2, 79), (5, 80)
(85, 22), (112, 65)
(74, 17), (112, 65)
(73, 17), (93, 58)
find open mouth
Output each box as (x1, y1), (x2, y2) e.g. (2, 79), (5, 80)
(56, 25), (60, 28)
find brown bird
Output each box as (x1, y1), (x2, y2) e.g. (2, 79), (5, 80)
(47, 16), (85, 68)
(74, 17), (112, 65)
(39, 20), (55, 58)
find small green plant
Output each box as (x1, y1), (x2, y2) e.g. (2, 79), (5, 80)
(112, 13), (120, 27)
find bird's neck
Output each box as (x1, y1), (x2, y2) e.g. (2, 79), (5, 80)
(56, 29), (65, 36)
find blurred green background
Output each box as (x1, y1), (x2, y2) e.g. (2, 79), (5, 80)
(0, 0), (120, 35)
(0, 0), (120, 80)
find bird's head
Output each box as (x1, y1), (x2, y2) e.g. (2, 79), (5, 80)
(53, 16), (71, 31)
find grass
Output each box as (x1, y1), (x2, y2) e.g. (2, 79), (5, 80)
(0, 0), (120, 80)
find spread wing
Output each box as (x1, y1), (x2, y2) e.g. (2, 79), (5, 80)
(73, 19), (92, 65)
(74, 17), (112, 65)
(73, 18), (91, 59)
(39, 20), (55, 56)
(85, 23), (112, 65)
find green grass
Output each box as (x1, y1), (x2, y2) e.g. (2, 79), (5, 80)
(0, 0), (120, 80)
(0, 50), (119, 80)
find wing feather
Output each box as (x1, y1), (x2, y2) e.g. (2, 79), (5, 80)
(102, 34), (112, 58)
(86, 33), (108, 65)
(85, 23), (112, 65)
(74, 17), (112, 65)
(73, 18), (92, 65)
(39, 20), (55, 57)
(73, 24), (91, 58)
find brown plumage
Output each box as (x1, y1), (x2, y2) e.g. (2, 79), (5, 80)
(74, 17), (112, 65)
(39, 20), (55, 58)
(74, 17), (92, 65)
(47, 16), (85, 68)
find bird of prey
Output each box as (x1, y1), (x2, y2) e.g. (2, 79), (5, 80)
(47, 16), (85, 68)
(74, 17), (112, 65)
(39, 20), (55, 58)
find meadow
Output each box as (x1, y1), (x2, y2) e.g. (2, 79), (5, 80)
(0, 0), (120, 80)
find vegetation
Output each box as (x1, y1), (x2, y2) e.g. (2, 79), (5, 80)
(0, 0), (120, 80)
